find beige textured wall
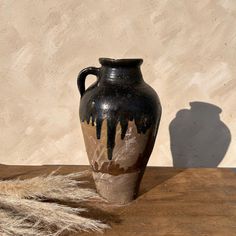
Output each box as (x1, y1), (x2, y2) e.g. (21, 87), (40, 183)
(0, 0), (235, 166)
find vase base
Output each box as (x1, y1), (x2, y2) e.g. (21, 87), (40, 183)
(92, 170), (140, 205)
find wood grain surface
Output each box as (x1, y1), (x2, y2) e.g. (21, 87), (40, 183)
(1, 165), (235, 236)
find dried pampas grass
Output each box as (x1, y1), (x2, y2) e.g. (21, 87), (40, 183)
(0, 170), (99, 201)
(0, 170), (110, 236)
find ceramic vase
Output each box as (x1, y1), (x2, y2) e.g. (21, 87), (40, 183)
(77, 58), (161, 204)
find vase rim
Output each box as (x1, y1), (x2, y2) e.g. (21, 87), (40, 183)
(189, 101), (222, 113)
(99, 57), (143, 67)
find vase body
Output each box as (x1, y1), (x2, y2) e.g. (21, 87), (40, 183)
(77, 58), (161, 204)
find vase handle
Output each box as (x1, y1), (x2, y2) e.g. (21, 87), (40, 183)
(77, 67), (100, 97)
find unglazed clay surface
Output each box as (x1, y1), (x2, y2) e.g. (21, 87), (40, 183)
(92, 171), (140, 204)
(82, 120), (153, 204)
(81, 121), (152, 174)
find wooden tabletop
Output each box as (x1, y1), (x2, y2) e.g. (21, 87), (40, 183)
(1, 165), (236, 236)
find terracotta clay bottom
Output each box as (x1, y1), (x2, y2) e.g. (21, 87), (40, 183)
(92, 171), (140, 204)
(81, 119), (155, 204)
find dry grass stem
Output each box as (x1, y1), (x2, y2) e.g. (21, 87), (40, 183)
(0, 195), (110, 235)
(0, 170), (101, 202)
(0, 170), (111, 235)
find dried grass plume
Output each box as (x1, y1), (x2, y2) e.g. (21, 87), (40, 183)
(0, 169), (110, 236)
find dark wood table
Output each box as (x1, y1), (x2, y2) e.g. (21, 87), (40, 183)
(1, 165), (236, 236)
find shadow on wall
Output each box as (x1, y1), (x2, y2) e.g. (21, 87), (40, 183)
(169, 102), (231, 168)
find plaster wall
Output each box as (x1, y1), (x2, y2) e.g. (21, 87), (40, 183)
(0, 0), (235, 167)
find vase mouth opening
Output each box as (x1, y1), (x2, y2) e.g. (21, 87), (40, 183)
(99, 58), (143, 67)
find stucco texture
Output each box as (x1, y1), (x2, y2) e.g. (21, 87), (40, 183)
(0, 0), (235, 167)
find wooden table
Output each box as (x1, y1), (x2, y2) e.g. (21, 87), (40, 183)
(1, 165), (236, 236)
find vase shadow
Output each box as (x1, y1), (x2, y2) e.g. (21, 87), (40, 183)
(138, 167), (184, 196)
(169, 101), (231, 168)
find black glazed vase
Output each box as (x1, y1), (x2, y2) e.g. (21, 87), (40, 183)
(77, 58), (161, 204)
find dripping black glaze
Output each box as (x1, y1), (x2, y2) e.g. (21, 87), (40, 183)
(77, 58), (161, 160)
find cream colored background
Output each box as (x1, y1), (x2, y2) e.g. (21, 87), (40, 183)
(0, 0), (235, 166)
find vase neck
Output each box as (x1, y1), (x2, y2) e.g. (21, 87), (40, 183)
(98, 58), (144, 85)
